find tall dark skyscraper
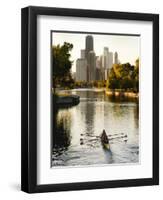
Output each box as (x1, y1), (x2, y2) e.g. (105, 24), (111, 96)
(85, 35), (94, 59)
(85, 35), (94, 82)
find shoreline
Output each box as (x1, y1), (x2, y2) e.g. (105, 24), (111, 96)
(105, 89), (139, 99)
(54, 94), (80, 107)
(55, 87), (139, 99)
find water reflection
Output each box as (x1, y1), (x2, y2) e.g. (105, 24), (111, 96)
(53, 110), (71, 149)
(103, 148), (113, 164)
(134, 103), (139, 129)
(52, 89), (139, 167)
(83, 91), (95, 135)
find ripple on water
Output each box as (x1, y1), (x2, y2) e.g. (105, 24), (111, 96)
(52, 89), (139, 167)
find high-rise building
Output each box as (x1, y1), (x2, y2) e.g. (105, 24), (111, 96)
(95, 56), (103, 81)
(85, 35), (94, 60)
(104, 47), (109, 57)
(104, 69), (109, 80)
(85, 35), (95, 82)
(108, 52), (113, 69)
(95, 56), (101, 69)
(102, 47), (109, 69)
(102, 55), (106, 69)
(81, 49), (85, 59)
(87, 51), (96, 82)
(114, 51), (118, 64)
(76, 58), (87, 81)
(95, 68), (100, 80)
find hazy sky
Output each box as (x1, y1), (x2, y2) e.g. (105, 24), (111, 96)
(52, 32), (140, 72)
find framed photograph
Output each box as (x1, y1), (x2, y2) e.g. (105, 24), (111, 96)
(21, 6), (159, 193)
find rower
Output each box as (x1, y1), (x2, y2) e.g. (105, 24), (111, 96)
(101, 129), (109, 144)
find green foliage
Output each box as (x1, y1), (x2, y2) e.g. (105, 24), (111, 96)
(108, 59), (139, 92)
(52, 42), (74, 88)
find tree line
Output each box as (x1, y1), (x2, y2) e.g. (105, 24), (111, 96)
(107, 59), (139, 92)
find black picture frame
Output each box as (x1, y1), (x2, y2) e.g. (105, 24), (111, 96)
(21, 6), (159, 193)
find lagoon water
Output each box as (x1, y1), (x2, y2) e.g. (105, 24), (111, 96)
(52, 89), (139, 167)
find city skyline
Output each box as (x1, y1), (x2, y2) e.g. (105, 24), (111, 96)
(52, 32), (140, 72)
(76, 35), (117, 82)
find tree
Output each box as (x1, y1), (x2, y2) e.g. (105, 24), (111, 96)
(108, 67), (121, 89)
(134, 58), (139, 92)
(52, 42), (73, 89)
(108, 59), (139, 91)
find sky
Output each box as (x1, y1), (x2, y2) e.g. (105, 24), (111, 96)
(52, 32), (140, 72)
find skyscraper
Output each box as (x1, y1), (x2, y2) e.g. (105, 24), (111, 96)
(81, 49), (85, 59)
(85, 35), (94, 60)
(85, 35), (95, 82)
(95, 56), (101, 69)
(108, 52), (113, 69)
(87, 51), (96, 82)
(102, 47), (109, 69)
(114, 51), (118, 64)
(76, 58), (87, 81)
